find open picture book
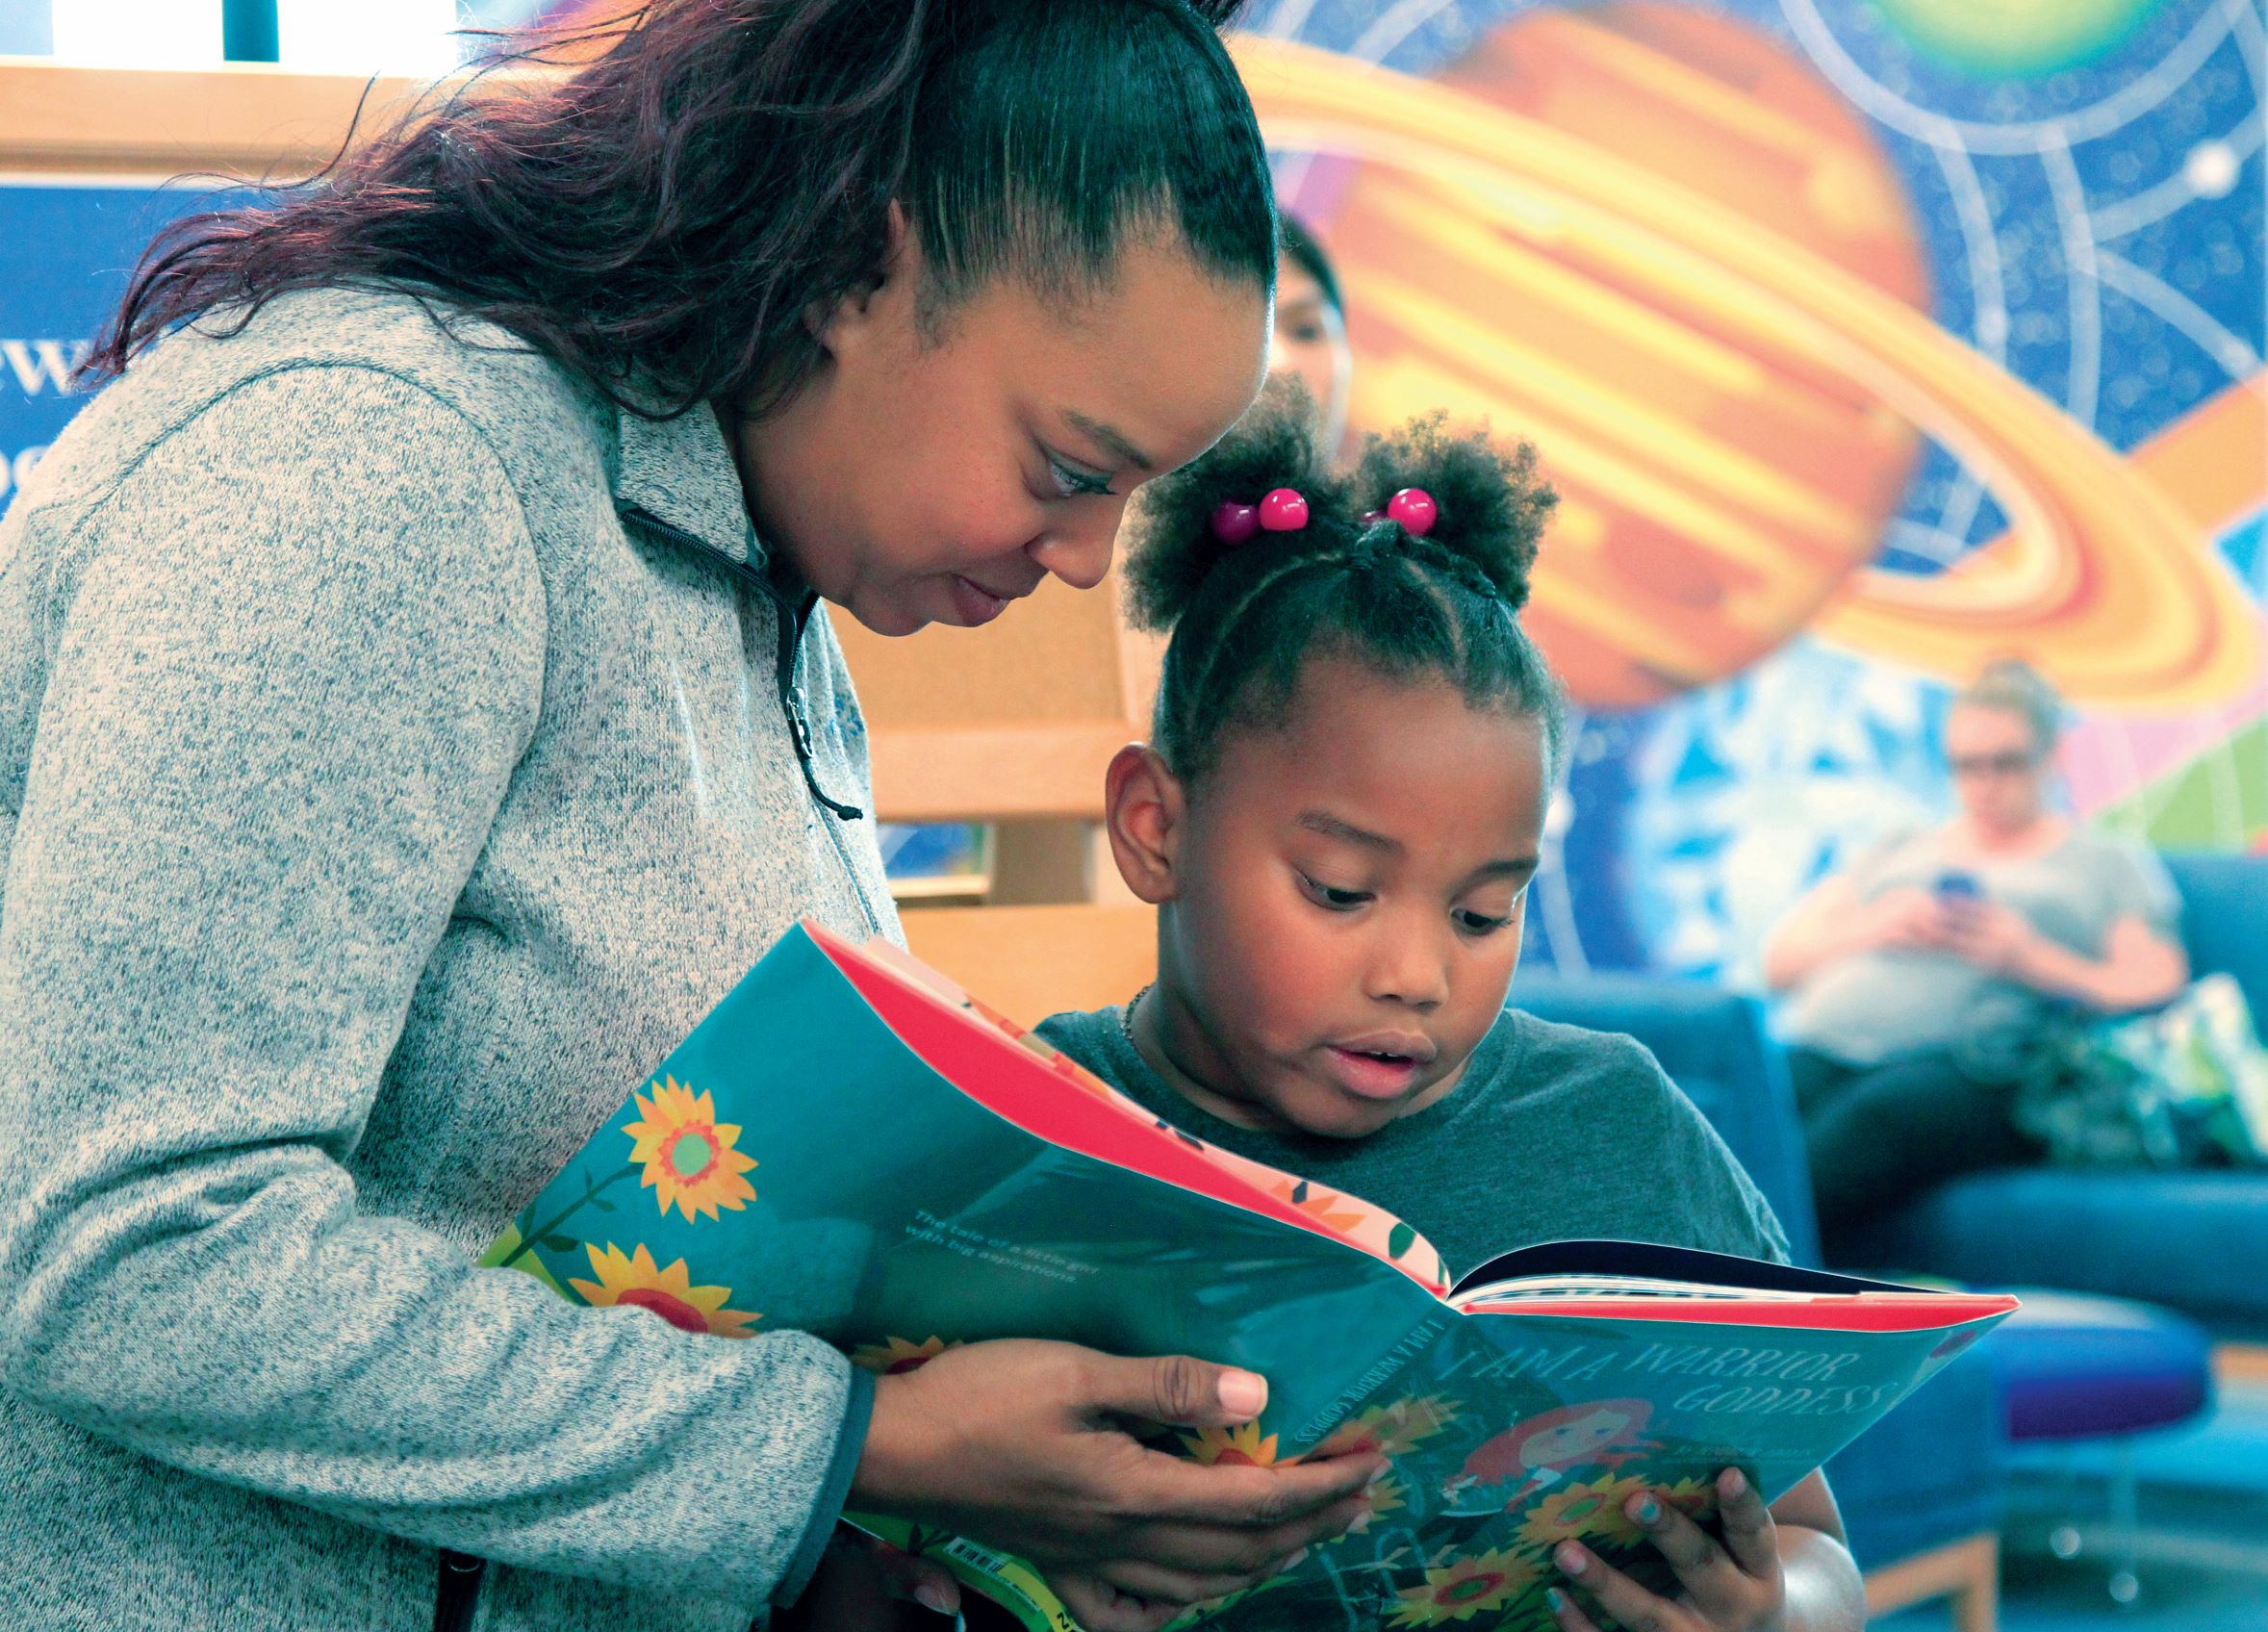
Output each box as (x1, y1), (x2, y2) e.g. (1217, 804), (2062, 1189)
(481, 921), (2018, 1630)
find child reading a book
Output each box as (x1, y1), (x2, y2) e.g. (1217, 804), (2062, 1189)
(1032, 392), (1867, 1632)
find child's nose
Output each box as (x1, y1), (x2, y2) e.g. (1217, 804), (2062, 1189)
(1364, 929), (1451, 1011)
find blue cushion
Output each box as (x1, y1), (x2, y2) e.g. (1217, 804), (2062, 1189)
(1515, 975), (1823, 1266)
(1985, 1291), (2213, 1441)
(1839, 1167), (2268, 1332)
(2163, 853), (2268, 1021)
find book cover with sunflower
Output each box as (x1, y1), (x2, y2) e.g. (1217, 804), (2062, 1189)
(480, 922), (2015, 1631)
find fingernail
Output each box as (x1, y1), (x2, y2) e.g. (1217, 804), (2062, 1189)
(1556, 1543), (1587, 1574)
(1634, 1495), (1662, 1524)
(1547, 1587), (1570, 1613)
(1217, 1369), (1267, 1418)
(915, 1583), (956, 1617)
(1366, 1463), (1391, 1489)
(1285, 1547), (1310, 1570)
(1722, 1467), (1747, 1496)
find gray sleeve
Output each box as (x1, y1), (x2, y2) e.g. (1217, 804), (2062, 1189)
(0, 368), (859, 1604)
(1643, 1064), (1795, 1269)
(2098, 836), (2182, 934)
(1836, 824), (1928, 897)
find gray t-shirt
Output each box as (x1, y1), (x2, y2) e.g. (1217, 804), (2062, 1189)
(1033, 1006), (1790, 1284)
(1778, 825), (2179, 1066)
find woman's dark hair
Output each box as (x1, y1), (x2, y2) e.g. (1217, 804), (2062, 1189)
(81, 0), (1276, 417)
(1125, 383), (1565, 785)
(1278, 214), (1341, 315)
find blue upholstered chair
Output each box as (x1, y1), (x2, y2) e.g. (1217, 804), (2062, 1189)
(1838, 852), (2268, 1336)
(1514, 975), (2006, 1629)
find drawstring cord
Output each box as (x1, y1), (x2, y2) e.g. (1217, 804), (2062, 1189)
(618, 503), (866, 823)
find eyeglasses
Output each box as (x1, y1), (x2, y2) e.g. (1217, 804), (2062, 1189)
(1949, 751), (2040, 778)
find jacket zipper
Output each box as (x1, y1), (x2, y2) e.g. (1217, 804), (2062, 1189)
(617, 503), (884, 940)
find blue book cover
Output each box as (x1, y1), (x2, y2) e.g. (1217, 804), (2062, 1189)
(482, 922), (2016, 1629)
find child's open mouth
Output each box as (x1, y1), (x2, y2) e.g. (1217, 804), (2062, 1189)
(1325, 1045), (1426, 1100)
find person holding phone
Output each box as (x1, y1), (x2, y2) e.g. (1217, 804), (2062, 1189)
(1761, 660), (2188, 1253)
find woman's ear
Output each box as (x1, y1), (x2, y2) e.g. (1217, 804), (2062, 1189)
(1104, 744), (1185, 905)
(806, 199), (915, 346)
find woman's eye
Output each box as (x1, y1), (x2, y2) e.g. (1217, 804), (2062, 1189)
(1298, 873), (1371, 911)
(1046, 456), (1113, 500)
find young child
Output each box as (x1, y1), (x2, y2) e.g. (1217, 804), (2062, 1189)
(1033, 394), (1867, 1632)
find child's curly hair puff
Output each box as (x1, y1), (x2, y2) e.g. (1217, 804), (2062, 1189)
(1122, 380), (1565, 784)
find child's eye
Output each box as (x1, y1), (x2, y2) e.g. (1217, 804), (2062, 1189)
(1045, 454), (1113, 500)
(1298, 872), (1371, 911)
(1456, 909), (1515, 936)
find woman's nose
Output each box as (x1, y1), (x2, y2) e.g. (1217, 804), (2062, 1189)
(1029, 501), (1125, 592)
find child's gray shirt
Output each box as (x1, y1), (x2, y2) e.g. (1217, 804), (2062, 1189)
(1034, 1006), (1791, 1283)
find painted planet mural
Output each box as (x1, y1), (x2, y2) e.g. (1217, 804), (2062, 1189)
(1235, 10), (2260, 712)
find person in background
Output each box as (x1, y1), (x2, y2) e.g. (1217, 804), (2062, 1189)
(1762, 659), (2188, 1251)
(0, 5), (1385, 1631)
(1270, 215), (1354, 453)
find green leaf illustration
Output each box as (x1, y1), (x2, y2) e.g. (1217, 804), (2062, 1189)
(1388, 1222), (1416, 1261)
(542, 1234), (580, 1253)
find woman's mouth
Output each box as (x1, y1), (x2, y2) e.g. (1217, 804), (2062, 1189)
(949, 574), (1012, 626)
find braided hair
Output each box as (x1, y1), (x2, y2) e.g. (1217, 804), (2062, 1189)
(1124, 384), (1565, 785)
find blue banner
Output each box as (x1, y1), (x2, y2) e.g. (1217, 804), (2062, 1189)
(0, 182), (209, 512)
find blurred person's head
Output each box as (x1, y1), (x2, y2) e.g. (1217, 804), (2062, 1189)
(1271, 217), (1353, 453)
(1946, 658), (2061, 837)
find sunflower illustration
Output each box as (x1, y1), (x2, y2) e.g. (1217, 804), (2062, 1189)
(568, 1242), (758, 1338)
(1343, 1472), (1410, 1535)
(1386, 1547), (1543, 1625)
(1181, 1421), (1283, 1467)
(1313, 1393), (1463, 1459)
(623, 1075), (758, 1222)
(851, 1336), (957, 1375)
(1660, 1476), (1720, 1525)
(1516, 1474), (1652, 1551)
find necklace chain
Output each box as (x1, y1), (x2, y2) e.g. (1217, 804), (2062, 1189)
(1119, 983), (1153, 1051)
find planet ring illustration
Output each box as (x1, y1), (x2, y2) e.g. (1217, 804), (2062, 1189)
(1233, 35), (2260, 708)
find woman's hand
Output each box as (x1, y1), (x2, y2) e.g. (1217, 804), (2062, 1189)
(1545, 1469), (1788, 1632)
(1935, 901), (2039, 976)
(1855, 888), (1956, 954)
(852, 1339), (1386, 1632)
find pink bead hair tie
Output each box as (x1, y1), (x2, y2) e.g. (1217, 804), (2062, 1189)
(1259, 487), (1309, 531)
(1387, 487), (1438, 537)
(1210, 501), (1259, 545)
(1210, 488), (1310, 545)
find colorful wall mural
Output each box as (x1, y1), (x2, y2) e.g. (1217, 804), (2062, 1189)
(5, 1), (2260, 985)
(1236, 0), (2265, 979)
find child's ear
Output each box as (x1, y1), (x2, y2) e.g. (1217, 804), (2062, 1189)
(1103, 744), (1184, 905)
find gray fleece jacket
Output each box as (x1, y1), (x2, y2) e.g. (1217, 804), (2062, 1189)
(0, 286), (904, 1631)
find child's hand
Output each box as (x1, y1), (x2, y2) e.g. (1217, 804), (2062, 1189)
(777, 1531), (961, 1632)
(1546, 1469), (1787, 1632)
